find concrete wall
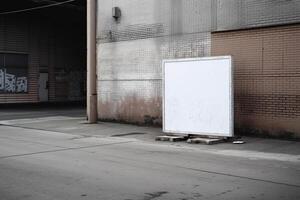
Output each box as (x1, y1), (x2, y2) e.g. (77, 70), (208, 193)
(97, 0), (212, 124)
(97, 33), (210, 124)
(97, 0), (300, 133)
(0, 14), (85, 103)
(217, 0), (300, 30)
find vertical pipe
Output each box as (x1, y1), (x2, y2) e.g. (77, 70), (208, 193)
(87, 0), (97, 123)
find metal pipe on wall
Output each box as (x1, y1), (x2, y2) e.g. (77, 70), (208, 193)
(87, 0), (97, 123)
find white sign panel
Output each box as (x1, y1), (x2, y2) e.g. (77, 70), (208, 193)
(163, 56), (234, 137)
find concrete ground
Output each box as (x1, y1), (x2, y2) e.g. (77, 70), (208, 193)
(0, 107), (299, 200)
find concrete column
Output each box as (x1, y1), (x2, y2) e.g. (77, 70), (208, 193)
(87, 0), (97, 123)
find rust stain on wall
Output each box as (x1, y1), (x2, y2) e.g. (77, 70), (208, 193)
(98, 95), (162, 125)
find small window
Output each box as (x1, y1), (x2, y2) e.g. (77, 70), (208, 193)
(0, 53), (28, 93)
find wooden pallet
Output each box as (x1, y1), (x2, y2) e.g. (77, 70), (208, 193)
(187, 137), (225, 145)
(155, 135), (188, 142)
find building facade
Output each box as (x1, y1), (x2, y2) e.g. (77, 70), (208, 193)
(0, 9), (86, 103)
(97, 0), (300, 138)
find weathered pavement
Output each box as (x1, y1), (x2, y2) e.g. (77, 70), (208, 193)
(0, 108), (299, 200)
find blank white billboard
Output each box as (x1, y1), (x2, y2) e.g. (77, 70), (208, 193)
(163, 56), (234, 137)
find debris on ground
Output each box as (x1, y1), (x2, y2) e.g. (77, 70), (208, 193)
(233, 140), (245, 144)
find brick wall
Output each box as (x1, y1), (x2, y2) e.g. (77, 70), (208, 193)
(212, 24), (300, 138)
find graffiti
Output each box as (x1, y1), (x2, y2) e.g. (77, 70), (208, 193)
(5, 73), (16, 92)
(0, 68), (27, 93)
(16, 77), (28, 93)
(0, 69), (4, 90)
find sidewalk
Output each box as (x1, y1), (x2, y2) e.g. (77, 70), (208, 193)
(1, 112), (300, 200)
(0, 115), (299, 160)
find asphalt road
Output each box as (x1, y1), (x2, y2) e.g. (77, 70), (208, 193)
(0, 108), (299, 200)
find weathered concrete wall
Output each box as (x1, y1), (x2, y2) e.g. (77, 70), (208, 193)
(98, 0), (214, 43)
(97, 0), (212, 124)
(97, 0), (300, 126)
(217, 0), (300, 31)
(97, 33), (210, 124)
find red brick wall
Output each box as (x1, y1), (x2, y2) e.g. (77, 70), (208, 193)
(212, 24), (300, 138)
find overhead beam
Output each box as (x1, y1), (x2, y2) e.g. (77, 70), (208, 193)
(30, 0), (84, 11)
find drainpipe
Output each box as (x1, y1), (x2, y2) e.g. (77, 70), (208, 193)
(87, 0), (97, 123)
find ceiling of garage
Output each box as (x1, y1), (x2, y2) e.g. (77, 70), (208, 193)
(0, 0), (86, 24)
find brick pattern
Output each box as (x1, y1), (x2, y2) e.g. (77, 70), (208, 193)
(99, 23), (165, 43)
(97, 33), (210, 124)
(237, 94), (300, 117)
(212, 25), (300, 136)
(217, 0), (300, 31)
(98, 33), (210, 80)
(98, 0), (213, 43)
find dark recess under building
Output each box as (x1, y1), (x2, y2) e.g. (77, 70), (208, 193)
(0, 0), (86, 104)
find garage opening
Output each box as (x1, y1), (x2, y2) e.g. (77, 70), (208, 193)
(0, 0), (86, 105)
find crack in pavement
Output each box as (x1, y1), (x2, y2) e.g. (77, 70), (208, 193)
(176, 165), (300, 188)
(91, 151), (300, 189)
(0, 141), (134, 160)
(0, 124), (74, 135)
(0, 135), (67, 148)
